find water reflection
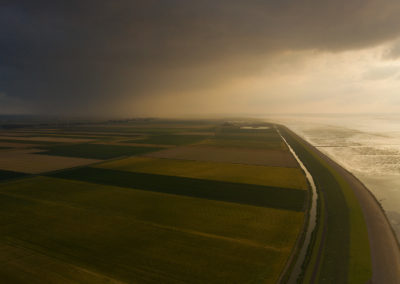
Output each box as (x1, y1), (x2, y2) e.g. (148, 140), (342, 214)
(270, 114), (400, 240)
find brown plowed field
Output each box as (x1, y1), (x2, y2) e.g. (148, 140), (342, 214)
(0, 149), (100, 173)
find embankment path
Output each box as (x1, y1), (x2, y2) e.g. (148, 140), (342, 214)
(289, 128), (400, 283)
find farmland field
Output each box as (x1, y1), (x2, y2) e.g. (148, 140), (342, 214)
(198, 137), (286, 149)
(147, 145), (298, 167)
(0, 176), (304, 283)
(125, 134), (209, 145)
(0, 149), (100, 173)
(0, 169), (26, 181)
(0, 136), (95, 143)
(0, 119), (309, 283)
(96, 157), (308, 189)
(49, 167), (306, 211)
(0, 141), (40, 148)
(39, 143), (164, 159)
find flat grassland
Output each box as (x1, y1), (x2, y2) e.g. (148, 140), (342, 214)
(125, 134), (208, 145)
(96, 156), (308, 189)
(0, 136), (95, 143)
(0, 176), (304, 283)
(198, 128), (286, 150)
(147, 145), (298, 167)
(39, 143), (164, 159)
(0, 169), (26, 181)
(0, 142), (40, 148)
(198, 137), (286, 149)
(50, 167), (306, 211)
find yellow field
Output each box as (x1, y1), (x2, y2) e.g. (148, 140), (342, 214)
(96, 157), (308, 189)
(0, 136), (94, 143)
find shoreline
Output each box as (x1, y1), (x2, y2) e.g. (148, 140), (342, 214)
(289, 127), (400, 248)
(312, 149), (400, 244)
(287, 127), (400, 283)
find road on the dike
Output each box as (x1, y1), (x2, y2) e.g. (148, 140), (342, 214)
(292, 130), (400, 284)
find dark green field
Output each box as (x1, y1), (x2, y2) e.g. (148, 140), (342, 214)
(0, 139), (60, 145)
(0, 169), (26, 181)
(39, 143), (164, 159)
(49, 167), (306, 211)
(125, 134), (208, 145)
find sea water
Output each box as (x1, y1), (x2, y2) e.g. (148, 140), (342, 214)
(269, 113), (400, 240)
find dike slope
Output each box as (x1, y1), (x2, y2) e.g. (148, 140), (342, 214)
(286, 127), (400, 284)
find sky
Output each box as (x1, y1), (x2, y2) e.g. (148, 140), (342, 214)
(2, 0), (400, 117)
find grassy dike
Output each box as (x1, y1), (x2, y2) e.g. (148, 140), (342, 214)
(279, 126), (371, 283)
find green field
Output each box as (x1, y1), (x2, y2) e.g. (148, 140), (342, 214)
(53, 122), (216, 135)
(39, 143), (164, 159)
(0, 176), (304, 283)
(0, 169), (26, 181)
(50, 167), (306, 211)
(198, 137), (286, 149)
(196, 125), (286, 149)
(125, 134), (208, 145)
(0, 139), (59, 145)
(96, 156), (308, 189)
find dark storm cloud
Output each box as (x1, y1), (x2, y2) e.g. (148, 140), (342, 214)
(2, 0), (400, 115)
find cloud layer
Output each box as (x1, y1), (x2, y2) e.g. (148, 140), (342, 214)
(2, 0), (400, 116)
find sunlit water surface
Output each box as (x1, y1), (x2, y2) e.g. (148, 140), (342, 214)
(268, 114), (400, 240)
